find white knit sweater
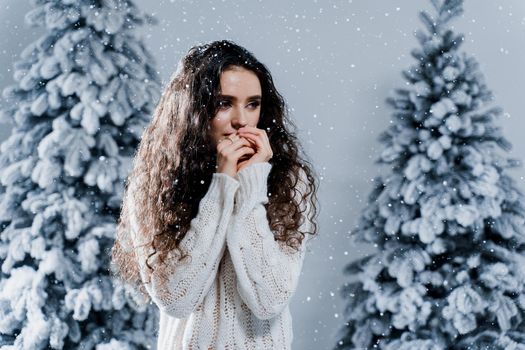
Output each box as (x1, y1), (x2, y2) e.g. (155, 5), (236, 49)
(127, 162), (314, 349)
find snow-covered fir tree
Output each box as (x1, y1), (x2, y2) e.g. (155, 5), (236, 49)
(0, 0), (161, 348)
(334, 0), (525, 349)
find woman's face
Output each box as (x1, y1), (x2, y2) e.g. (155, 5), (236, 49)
(209, 66), (262, 148)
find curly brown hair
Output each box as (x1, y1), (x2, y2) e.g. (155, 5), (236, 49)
(111, 40), (319, 298)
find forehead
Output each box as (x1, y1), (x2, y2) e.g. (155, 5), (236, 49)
(219, 67), (261, 95)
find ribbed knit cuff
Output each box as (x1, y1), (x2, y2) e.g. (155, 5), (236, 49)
(206, 172), (240, 201)
(234, 162), (272, 214)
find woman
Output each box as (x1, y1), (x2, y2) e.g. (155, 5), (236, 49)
(111, 40), (319, 349)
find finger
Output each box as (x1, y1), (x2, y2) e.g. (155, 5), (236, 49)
(217, 138), (233, 152)
(239, 134), (257, 148)
(237, 149), (255, 164)
(221, 144), (253, 163)
(236, 144), (255, 154)
(229, 138), (252, 151)
(239, 132), (269, 155)
(238, 132), (262, 147)
(238, 153), (252, 162)
(234, 146), (255, 160)
(238, 127), (263, 136)
(218, 137), (249, 153)
(239, 128), (270, 149)
(217, 134), (239, 150)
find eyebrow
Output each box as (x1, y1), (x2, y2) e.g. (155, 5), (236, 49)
(218, 94), (262, 101)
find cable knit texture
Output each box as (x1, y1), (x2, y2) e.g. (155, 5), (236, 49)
(127, 162), (313, 349)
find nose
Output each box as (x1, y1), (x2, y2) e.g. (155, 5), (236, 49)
(232, 107), (248, 128)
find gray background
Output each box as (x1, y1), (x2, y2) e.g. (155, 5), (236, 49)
(1, 1), (525, 349)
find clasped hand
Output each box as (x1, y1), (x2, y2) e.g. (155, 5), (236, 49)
(216, 126), (273, 178)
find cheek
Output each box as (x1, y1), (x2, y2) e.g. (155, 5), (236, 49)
(251, 111), (261, 126)
(211, 115), (228, 132)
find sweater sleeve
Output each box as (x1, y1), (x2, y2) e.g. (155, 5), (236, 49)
(227, 162), (314, 320)
(127, 172), (239, 319)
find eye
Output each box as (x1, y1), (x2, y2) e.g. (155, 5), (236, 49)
(217, 100), (231, 109)
(247, 101), (260, 109)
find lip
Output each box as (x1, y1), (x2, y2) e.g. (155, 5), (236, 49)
(225, 133), (239, 139)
